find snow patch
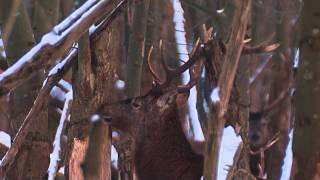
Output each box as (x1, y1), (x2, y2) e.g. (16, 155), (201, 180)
(48, 90), (73, 180)
(111, 145), (118, 167)
(172, 0), (204, 141)
(0, 0), (100, 83)
(50, 86), (66, 102)
(293, 48), (300, 68)
(116, 80), (125, 89)
(91, 114), (101, 123)
(281, 130), (293, 180)
(210, 87), (220, 103)
(0, 131), (11, 148)
(218, 127), (242, 180)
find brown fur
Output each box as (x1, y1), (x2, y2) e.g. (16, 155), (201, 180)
(96, 90), (203, 180)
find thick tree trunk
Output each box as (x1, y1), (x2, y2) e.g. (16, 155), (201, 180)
(66, 4), (122, 179)
(290, 0), (320, 179)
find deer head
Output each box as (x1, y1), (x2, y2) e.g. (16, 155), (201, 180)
(93, 40), (204, 180)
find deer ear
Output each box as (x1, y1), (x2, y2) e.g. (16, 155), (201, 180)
(176, 92), (190, 106)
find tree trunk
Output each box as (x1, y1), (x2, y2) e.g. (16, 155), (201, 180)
(66, 4), (122, 178)
(290, 0), (320, 179)
(204, 1), (251, 179)
(125, 0), (150, 98)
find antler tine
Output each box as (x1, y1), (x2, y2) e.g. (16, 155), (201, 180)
(242, 32), (279, 54)
(147, 46), (161, 83)
(243, 43), (280, 54)
(156, 38), (203, 92)
(175, 38), (201, 75)
(177, 38), (203, 93)
(177, 59), (203, 93)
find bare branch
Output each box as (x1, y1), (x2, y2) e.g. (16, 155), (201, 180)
(0, 50), (76, 178)
(249, 132), (281, 155)
(0, 0), (128, 97)
(47, 91), (73, 180)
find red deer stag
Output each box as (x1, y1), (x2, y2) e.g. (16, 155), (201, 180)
(93, 40), (205, 180)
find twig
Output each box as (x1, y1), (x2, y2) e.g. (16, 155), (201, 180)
(249, 132), (281, 155)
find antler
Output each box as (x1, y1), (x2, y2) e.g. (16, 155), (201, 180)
(147, 38), (203, 93)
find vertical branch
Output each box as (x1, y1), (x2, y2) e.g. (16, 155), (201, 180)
(125, 0), (150, 97)
(203, 0), (251, 179)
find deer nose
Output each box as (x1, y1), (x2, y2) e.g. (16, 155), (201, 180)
(249, 133), (260, 142)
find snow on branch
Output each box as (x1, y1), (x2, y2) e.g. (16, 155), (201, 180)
(0, 49), (75, 179)
(48, 90), (73, 180)
(0, 0), (127, 97)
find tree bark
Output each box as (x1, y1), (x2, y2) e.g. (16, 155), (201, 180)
(125, 0), (150, 98)
(66, 2), (123, 179)
(203, 1), (251, 179)
(290, 0), (320, 179)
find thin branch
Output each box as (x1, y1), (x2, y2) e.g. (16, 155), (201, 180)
(0, 50), (76, 179)
(249, 132), (281, 155)
(48, 90), (73, 180)
(0, 0), (127, 97)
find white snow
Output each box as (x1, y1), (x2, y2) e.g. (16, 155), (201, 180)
(48, 49), (77, 76)
(90, 114), (101, 123)
(281, 130), (293, 180)
(111, 145), (118, 167)
(216, 9), (225, 14)
(218, 127), (242, 179)
(47, 90), (73, 180)
(210, 87), (220, 104)
(0, 39), (5, 58)
(116, 79), (125, 90)
(172, 0), (204, 141)
(293, 48), (300, 68)
(0, 131), (11, 148)
(0, 0), (101, 83)
(50, 86), (66, 102)
(59, 79), (72, 92)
